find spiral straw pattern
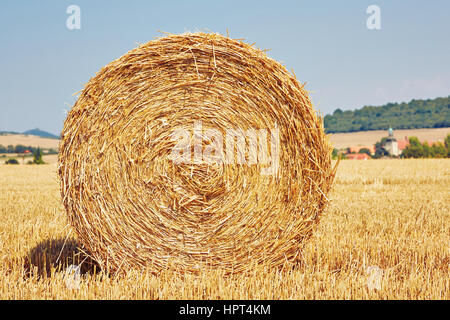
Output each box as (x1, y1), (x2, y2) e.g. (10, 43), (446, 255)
(58, 32), (336, 274)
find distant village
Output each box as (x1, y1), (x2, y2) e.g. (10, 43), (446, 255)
(336, 127), (450, 160)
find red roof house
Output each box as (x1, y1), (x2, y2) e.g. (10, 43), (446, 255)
(348, 145), (375, 154)
(346, 153), (371, 160)
(397, 138), (409, 151)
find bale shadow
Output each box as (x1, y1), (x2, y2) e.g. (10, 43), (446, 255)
(23, 238), (99, 278)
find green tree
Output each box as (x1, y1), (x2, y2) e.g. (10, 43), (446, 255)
(445, 134), (450, 157)
(331, 148), (339, 160)
(373, 137), (388, 159)
(359, 148), (372, 156)
(32, 147), (45, 164)
(402, 137), (424, 158)
(422, 142), (432, 158)
(431, 142), (447, 158)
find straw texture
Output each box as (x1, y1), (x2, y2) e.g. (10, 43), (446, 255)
(58, 32), (336, 274)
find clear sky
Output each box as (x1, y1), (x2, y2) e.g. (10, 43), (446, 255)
(0, 0), (449, 135)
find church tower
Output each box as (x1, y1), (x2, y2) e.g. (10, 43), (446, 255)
(385, 127), (399, 156)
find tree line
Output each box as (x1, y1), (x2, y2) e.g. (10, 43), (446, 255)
(2, 147), (46, 165)
(0, 144), (57, 155)
(324, 96), (450, 133)
(402, 135), (450, 158)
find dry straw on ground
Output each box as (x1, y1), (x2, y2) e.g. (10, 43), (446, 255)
(58, 32), (336, 275)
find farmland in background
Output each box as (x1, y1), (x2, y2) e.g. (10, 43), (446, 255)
(328, 127), (450, 149)
(2, 128), (450, 154)
(0, 134), (59, 165)
(0, 159), (448, 299)
(0, 134), (59, 149)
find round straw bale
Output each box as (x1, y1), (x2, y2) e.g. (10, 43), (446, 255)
(58, 32), (336, 274)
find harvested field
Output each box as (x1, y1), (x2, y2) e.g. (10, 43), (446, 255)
(0, 159), (448, 299)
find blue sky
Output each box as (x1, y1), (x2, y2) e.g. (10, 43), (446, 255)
(0, 0), (449, 135)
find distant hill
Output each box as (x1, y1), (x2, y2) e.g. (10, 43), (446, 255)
(22, 128), (59, 139)
(0, 128), (59, 139)
(324, 96), (450, 133)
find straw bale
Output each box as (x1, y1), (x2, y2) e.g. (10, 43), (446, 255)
(58, 32), (336, 274)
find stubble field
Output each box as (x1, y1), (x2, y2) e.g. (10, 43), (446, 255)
(0, 159), (448, 299)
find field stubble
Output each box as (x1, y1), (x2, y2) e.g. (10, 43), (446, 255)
(0, 159), (448, 299)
